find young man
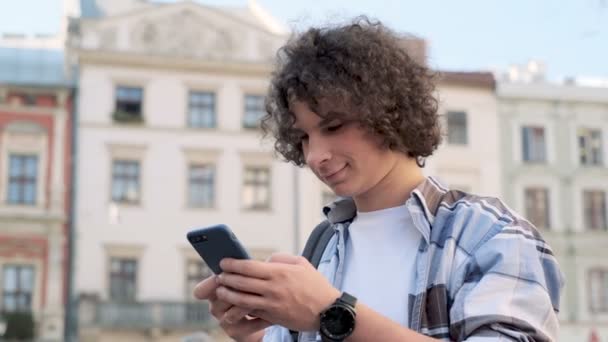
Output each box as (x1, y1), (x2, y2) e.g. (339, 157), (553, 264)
(194, 18), (563, 341)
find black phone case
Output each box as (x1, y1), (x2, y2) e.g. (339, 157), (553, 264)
(187, 224), (250, 274)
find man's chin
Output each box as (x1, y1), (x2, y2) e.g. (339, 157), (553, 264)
(330, 183), (354, 198)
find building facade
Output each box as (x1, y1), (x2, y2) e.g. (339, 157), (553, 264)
(427, 71), (502, 198)
(0, 44), (74, 340)
(498, 80), (608, 341)
(69, 1), (290, 340)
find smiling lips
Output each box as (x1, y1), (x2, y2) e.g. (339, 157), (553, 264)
(321, 164), (347, 183)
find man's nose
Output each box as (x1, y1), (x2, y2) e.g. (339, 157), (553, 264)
(305, 136), (331, 167)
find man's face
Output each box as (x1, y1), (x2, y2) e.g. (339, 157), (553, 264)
(291, 101), (398, 198)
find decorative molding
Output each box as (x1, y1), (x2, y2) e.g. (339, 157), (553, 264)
(76, 49), (273, 76)
(130, 9), (239, 61)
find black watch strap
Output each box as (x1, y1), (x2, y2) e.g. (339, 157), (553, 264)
(337, 292), (357, 309)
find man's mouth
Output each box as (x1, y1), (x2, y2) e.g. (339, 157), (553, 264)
(322, 165), (347, 182)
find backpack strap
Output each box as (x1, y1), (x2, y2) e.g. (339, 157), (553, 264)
(302, 220), (334, 267)
(290, 220), (334, 341)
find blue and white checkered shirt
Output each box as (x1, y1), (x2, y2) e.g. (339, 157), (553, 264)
(264, 176), (564, 341)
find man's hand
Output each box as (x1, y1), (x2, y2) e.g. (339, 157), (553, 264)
(194, 275), (271, 341)
(215, 253), (341, 331)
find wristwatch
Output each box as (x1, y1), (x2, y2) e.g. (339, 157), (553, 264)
(319, 292), (357, 341)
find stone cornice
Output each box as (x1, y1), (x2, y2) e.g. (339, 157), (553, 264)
(75, 49), (274, 77)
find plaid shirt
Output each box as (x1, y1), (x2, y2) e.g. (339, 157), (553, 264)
(264, 176), (564, 341)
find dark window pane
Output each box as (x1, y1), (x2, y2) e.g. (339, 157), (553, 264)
(2, 265), (35, 312)
(111, 160), (140, 204)
(109, 258), (138, 302)
(7, 154), (38, 205)
(584, 190), (607, 231)
(242, 166), (271, 210)
(524, 187), (550, 229)
(522, 126), (547, 163)
(188, 91), (216, 128)
(447, 111), (468, 145)
(188, 164), (215, 208)
(243, 95), (265, 129)
(579, 128), (603, 166)
(115, 86), (143, 121)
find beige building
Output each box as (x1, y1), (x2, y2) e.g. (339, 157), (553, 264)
(498, 74), (608, 341)
(428, 71), (502, 198)
(69, 0), (292, 340)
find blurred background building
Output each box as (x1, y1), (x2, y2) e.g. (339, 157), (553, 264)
(498, 63), (608, 340)
(68, 0), (290, 341)
(0, 0), (606, 341)
(0, 32), (75, 340)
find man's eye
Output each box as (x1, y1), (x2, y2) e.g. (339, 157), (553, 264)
(300, 134), (309, 141)
(326, 124), (343, 132)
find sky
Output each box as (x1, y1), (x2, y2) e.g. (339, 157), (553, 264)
(1, 0), (607, 81)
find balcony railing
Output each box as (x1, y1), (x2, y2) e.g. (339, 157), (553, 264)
(79, 299), (215, 330)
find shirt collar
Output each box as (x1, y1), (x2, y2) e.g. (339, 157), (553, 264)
(322, 176), (450, 227)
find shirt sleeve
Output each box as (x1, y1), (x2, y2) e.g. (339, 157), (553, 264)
(449, 221), (565, 342)
(263, 325), (294, 342)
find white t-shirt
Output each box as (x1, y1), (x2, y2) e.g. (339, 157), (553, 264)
(340, 204), (422, 327)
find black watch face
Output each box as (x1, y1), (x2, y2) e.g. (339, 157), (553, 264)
(321, 306), (355, 339)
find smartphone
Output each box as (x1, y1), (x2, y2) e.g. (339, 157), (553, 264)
(187, 224), (251, 274)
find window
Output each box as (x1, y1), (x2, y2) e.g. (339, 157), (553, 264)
(578, 128), (603, 166)
(188, 164), (215, 208)
(109, 258), (137, 302)
(188, 91), (216, 128)
(589, 269), (608, 313)
(7, 154), (38, 205)
(583, 190), (607, 231)
(446, 111), (468, 145)
(111, 160), (140, 204)
(242, 166), (271, 210)
(243, 95), (265, 129)
(114, 86), (143, 122)
(2, 265), (35, 312)
(524, 187), (550, 229)
(522, 126), (547, 163)
(185, 259), (212, 301)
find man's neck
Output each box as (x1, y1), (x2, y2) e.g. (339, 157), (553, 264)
(354, 157), (425, 212)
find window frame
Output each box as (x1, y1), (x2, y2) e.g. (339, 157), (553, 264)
(108, 257), (138, 303)
(188, 163), (216, 208)
(242, 94), (265, 129)
(583, 189), (607, 231)
(524, 187), (551, 229)
(446, 111), (468, 145)
(1, 264), (35, 313)
(241, 165), (271, 211)
(110, 159), (141, 205)
(187, 91), (216, 129)
(114, 85), (144, 121)
(6, 154), (39, 206)
(578, 127), (604, 167)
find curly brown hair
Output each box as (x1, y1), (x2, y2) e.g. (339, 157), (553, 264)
(262, 16), (441, 167)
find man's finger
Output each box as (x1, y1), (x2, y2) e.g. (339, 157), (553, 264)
(218, 272), (269, 295)
(222, 305), (251, 324)
(209, 298), (232, 318)
(268, 252), (305, 265)
(221, 317), (272, 338)
(219, 258), (274, 279)
(193, 275), (219, 300)
(216, 286), (266, 310)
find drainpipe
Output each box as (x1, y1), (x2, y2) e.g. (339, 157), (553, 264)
(64, 84), (79, 342)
